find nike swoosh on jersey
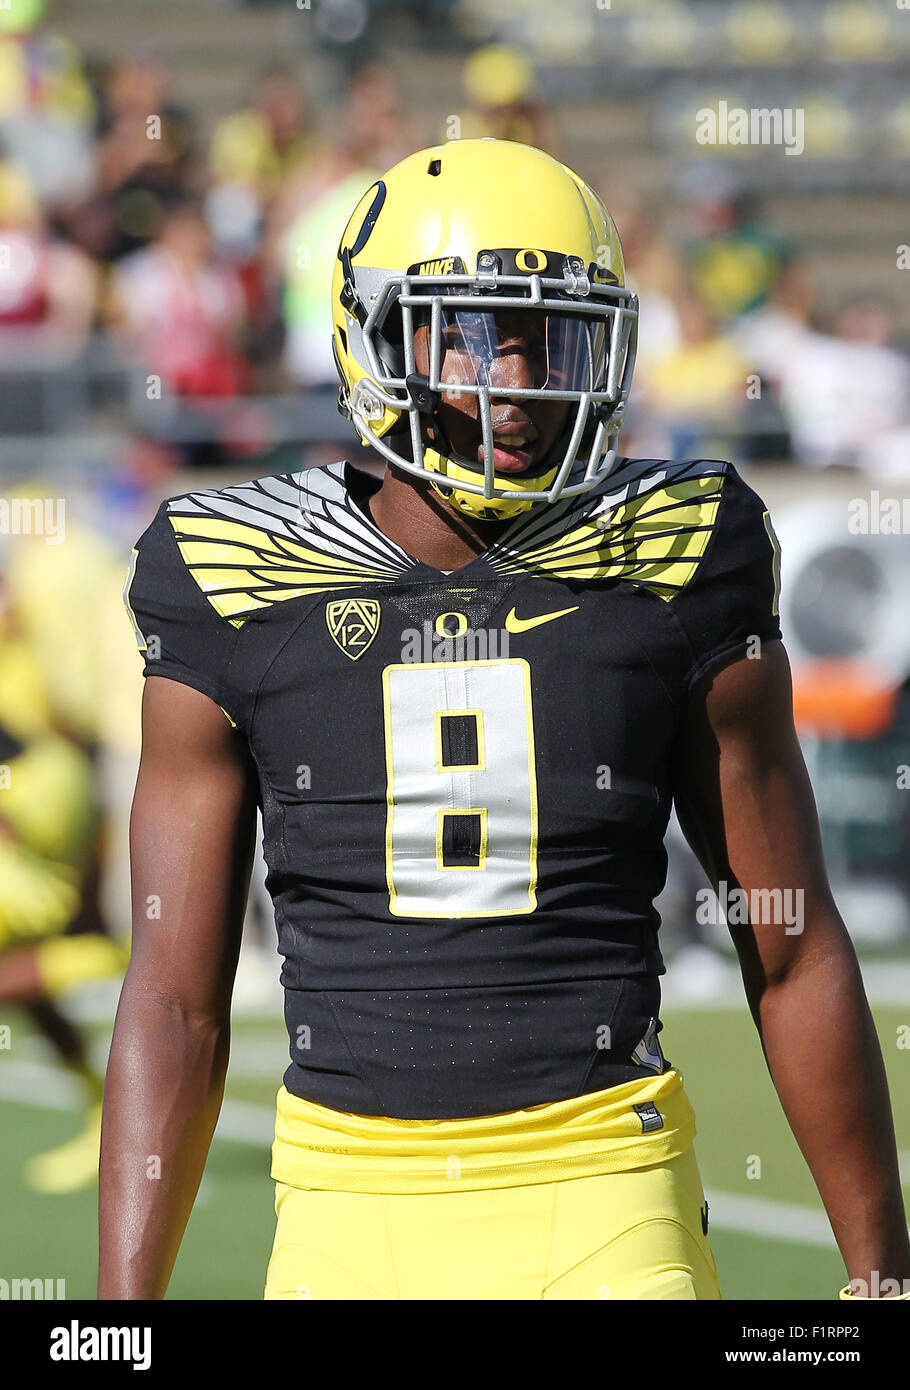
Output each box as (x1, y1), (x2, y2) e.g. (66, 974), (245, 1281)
(504, 605), (579, 633)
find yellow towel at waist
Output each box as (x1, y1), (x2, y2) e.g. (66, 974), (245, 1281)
(271, 1067), (696, 1194)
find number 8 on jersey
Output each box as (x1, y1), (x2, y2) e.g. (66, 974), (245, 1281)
(382, 659), (539, 918)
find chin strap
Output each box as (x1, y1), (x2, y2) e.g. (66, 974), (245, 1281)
(428, 478), (534, 522)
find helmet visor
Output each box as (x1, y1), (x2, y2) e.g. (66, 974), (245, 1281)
(417, 305), (608, 397)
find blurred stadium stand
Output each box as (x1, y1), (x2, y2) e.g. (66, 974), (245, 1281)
(0, 0), (908, 965)
(0, 0), (906, 478)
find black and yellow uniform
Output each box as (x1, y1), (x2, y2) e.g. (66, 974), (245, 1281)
(0, 630), (126, 1195)
(0, 630), (126, 993)
(0, 629), (94, 956)
(126, 454), (780, 1297)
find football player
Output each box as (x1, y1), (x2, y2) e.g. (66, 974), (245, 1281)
(0, 609), (127, 1192)
(100, 139), (910, 1300)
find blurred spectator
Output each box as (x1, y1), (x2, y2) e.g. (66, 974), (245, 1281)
(732, 254), (817, 390)
(608, 190), (686, 376)
(66, 56), (194, 263)
(633, 285), (750, 459)
(108, 197), (250, 399)
(334, 61), (409, 177)
(0, 0), (95, 208)
(679, 174), (789, 323)
(0, 5), (904, 476)
(205, 64), (316, 376)
(0, 159), (98, 360)
(279, 165), (378, 386)
(459, 44), (557, 152)
(209, 64), (315, 201)
(776, 301), (910, 474)
(274, 63), (408, 387)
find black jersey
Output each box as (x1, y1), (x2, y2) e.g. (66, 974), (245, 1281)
(126, 456), (781, 1118)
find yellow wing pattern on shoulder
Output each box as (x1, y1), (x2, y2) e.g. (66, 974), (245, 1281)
(165, 469), (416, 624)
(489, 465), (726, 599)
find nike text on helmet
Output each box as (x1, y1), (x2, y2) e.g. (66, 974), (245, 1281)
(331, 139), (638, 520)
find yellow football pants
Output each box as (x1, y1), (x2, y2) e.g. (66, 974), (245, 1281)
(264, 1143), (720, 1300)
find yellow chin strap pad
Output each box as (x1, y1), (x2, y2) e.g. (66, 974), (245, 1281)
(424, 447), (560, 521)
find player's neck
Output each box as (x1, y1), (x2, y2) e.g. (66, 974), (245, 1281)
(367, 467), (510, 571)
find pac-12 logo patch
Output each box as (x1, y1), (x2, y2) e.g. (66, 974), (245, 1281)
(325, 598), (381, 660)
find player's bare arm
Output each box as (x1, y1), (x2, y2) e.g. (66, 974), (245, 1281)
(674, 640), (910, 1293)
(98, 677), (257, 1299)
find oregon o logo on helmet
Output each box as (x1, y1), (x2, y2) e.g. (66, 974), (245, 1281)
(515, 247), (548, 273)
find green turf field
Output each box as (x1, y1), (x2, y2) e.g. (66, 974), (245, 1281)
(0, 1004), (907, 1299)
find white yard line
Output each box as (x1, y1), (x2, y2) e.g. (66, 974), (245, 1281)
(5, 1030), (286, 1081)
(0, 1058), (274, 1144)
(703, 1190), (836, 1248)
(663, 959), (910, 1010)
(213, 1098), (275, 1145)
(0, 1059), (76, 1111)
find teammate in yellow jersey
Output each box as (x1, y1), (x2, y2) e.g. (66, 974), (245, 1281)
(0, 540), (131, 1194)
(0, 620), (127, 1191)
(101, 140), (909, 1301)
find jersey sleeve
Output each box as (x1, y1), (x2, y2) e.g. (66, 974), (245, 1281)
(671, 465), (782, 692)
(124, 500), (244, 722)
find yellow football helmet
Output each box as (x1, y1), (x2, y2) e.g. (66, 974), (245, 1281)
(331, 138), (638, 519)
